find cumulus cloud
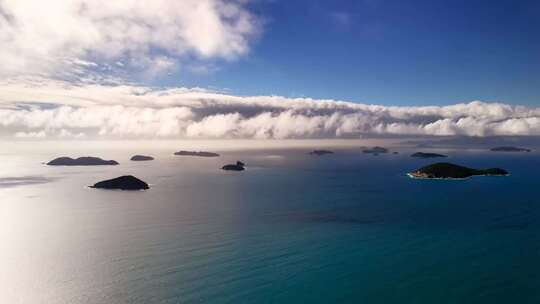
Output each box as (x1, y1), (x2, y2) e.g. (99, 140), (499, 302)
(14, 130), (47, 139)
(0, 77), (539, 139)
(0, 0), (259, 77)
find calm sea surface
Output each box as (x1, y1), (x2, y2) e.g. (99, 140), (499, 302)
(1, 142), (539, 303)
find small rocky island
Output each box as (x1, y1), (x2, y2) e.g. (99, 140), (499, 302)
(408, 162), (508, 179)
(222, 161), (246, 171)
(411, 152), (447, 158)
(308, 150), (334, 156)
(90, 175), (149, 190)
(490, 146), (531, 152)
(362, 146), (388, 155)
(130, 155), (154, 161)
(174, 151), (220, 157)
(47, 156), (119, 166)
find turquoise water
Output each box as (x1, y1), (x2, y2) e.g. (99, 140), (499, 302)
(1, 146), (539, 303)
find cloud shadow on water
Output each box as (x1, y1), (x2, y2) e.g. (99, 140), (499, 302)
(0, 176), (57, 188)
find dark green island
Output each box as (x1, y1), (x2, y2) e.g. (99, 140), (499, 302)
(90, 175), (149, 190)
(174, 151), (220, 157)
(411, 152), (447, 158)
(130, 155), (154, 161)
(408, 162), (508, 179)
(308, 150), (334, 156)
(490, 146), (531, 152)
(362, 146), (388, 155)
(47, 156), (119, 166)
(222, 161), (246, 171)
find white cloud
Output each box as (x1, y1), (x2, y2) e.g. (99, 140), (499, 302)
(0, 0), (259, 77)
(14, 130), (47, 138)
(0, 77), (539, 139)
(58, 129), (85, 138)
(1, 1), (536, 141)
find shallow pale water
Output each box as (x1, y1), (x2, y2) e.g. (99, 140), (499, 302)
(1, 142), (539, 303)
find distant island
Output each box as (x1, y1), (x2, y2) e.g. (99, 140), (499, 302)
(222, 161), (246, 171)
(90, 175), (149, 190)
(174, 151), (220, 157)
(47, 156), (119, 166)
(130, 155), (154, 161)
(411, 152), (447, 158)
(362, 146), (388, 155)
(490, 146), (531, 152)
(408, 162), (508, 179)
(308, 150), (334, 156)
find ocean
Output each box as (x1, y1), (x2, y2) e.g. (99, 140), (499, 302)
(1, 141), (539, 303)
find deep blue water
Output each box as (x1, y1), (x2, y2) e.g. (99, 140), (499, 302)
(1, 146), (539, 303)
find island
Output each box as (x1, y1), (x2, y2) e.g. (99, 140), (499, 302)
(362, 146), (388, 155)
(222, 161), (246, 171)
(411, 152), (447, 158)
(47, 156), (119, 166)
(130, 155), (154, 161)
(408, 162), (508, 179)
(490, 146), (531, 152)
(308, 150), (334, 156)
(90, 175), (149, 190)
(174, 151), (220, 157)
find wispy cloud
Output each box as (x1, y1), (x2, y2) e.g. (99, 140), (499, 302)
(0, 77), (539, 139)
(329, 11), (354, 28)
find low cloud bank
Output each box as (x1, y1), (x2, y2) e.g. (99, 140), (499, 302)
(1, 78), (539, 139)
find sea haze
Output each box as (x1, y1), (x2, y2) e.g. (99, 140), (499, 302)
(1, 141), (539, 304)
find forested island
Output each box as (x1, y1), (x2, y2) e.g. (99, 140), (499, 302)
(222, 161), (246, 171)
(130, 155), (154, 161)
(362, 147), (388, 154)
(490, 146), (531, 152)
(90, 175), (149, 190)
(47, 157), (119, 166)
(174, 151), (220, 157)
(408, 162), (508, 179)
(411, 152), (447, 158)
(308, 150), (334, 156)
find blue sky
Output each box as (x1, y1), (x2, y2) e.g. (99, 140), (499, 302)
(153, 0), (540, 106)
